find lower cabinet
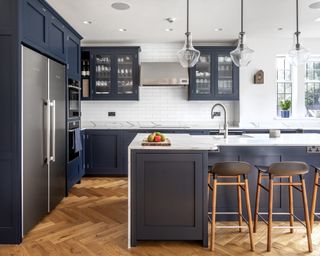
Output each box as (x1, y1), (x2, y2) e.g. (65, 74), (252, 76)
(131, 151), (208, 246)
(85, 130), (123, 175)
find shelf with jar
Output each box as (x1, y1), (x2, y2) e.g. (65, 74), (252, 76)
(81, 51), (91, 99)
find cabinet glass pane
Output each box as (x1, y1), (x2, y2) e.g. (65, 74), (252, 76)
(95, 54), (111, 94)
(217, 55), (233, 95)
(195, 54), (211, 94)
(117, 55), (134, 94)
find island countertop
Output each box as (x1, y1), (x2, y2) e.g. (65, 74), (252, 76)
(129, 133), (320, 150)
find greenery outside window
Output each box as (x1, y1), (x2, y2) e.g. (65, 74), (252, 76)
(305, 58), (320, 117)
(276, 57), (292, 116)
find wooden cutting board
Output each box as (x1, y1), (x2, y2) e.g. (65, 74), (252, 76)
(141, 138), (171, 146)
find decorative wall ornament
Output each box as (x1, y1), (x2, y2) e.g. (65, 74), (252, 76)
(254, 70), (264, 84)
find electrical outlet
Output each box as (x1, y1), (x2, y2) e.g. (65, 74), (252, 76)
(306, 146), (320, 153)
(213, 111), (221, 117)
(108, 112), (116, 117)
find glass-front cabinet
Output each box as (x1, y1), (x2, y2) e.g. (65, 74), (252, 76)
(189, 47), (239, 100)
(94, 54), (112, 95)
(81, 47), (140, 100)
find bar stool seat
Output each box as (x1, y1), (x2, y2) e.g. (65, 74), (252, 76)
(254, 161), (313, 252)
(208, 161), (255, 252)
(267, 162), (308, 176)
(209, 162), (251, 176)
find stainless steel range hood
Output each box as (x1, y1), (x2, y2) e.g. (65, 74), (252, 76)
(140, 62), (189, 86)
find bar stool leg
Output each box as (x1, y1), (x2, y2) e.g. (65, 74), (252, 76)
(310, 170), (319, 232)
(210, 174), (217, 251)
(237, 175), (243, 233)
(300, 175), (313, 252)
(267, 175), (274, 252)
(207, 172), (211, 201)
(244, 175), (255, 251)
(289, 176), (294, 233)
(254, 171), (262, 233)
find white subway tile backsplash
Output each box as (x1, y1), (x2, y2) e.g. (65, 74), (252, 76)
(81, 86), (238, 124)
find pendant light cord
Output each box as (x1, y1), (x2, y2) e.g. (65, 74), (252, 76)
(296, 0), (300, 46)
(185, 0), (190, 48)
(241, 0), (244, 33)
(187, 0), (190, 34)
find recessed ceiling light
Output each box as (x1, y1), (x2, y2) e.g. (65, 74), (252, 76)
(118, 28), (127, 32)
(214, 28), (223, 32)
(165, 28), (174, 32)
(277, 27), (283, 31)
(166, 17), (176, 23)
(83, 21), (92, 25)
(315, 17), (320, 22)
(111, 2), (130, 10)
(309, 2), (320, 9)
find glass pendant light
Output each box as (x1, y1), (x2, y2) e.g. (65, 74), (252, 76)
(177, 0), (200, 68)
(287, 0), (310, 66)
(230, 0), (254, 67)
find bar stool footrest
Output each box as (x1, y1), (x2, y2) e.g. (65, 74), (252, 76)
(257, 212), (306, 227)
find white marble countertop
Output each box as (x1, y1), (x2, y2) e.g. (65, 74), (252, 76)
(82, 120), (320, 130)
(129, 133), (320, 150)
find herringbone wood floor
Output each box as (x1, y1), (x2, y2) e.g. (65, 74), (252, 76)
(0, 177), (319, 256)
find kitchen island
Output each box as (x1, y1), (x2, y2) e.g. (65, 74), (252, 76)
(129, 133), (320, 247)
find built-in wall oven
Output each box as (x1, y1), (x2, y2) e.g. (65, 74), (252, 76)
(68, 120), (80, 162)
(68, 79), (81, 119)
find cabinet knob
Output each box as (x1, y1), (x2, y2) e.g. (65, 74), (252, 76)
(42, 8), (46, 12)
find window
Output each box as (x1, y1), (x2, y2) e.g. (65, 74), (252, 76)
(305, 58), (320, 117)
(276, 57), (292, 114)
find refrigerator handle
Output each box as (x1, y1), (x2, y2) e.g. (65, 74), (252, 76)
(44, 99), (50, 165)
(50, 100), (56, 162)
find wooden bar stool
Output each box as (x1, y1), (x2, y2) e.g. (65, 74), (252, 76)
(208, 161), (255, 252)
(310, 165), (320, 232)
(254, 162), (313, 252)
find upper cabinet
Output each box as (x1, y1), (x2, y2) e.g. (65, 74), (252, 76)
(188, 46), (239, 101)
(48, 15), (66, 60)
(66, 32), (81, 79)
(81, 47), (140, 101)
(22, 0), (49, 49)
(22, 0), (82, 78)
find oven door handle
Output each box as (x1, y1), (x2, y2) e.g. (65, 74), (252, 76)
(68, 85), (82, 90)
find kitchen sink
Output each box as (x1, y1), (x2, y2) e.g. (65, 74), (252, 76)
(213, 134), (253, 139)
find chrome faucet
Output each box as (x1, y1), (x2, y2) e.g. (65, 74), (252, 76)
(211, 103), (228, 139)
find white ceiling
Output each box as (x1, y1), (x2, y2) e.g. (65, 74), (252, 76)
(46, 0), (320, 43)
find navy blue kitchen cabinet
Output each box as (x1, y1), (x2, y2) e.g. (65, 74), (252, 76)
(0, 0), (81, 244)
(80, 131), (86, 177)
(67, 158), (80, 191)
(22, 0), (82, 64)
(81, 47), (140, 100)
(0, 0), (21, 244)
(48, 15), (66, 60)
(131, 150), (208, 246)
(66, 31), (81, 79)
(85, 130), (124, 175)
(22, 0), (48, 50)
(189, 46), (239, 101)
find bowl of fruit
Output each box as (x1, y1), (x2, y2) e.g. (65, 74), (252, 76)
(142, 132), (171, 146)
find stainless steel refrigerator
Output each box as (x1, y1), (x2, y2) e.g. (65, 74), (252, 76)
(22, 46), (66, 235)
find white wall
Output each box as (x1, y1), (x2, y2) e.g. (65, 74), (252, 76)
(81, 86), (239, 124)
(81, 39), (320, 125)
(239, 37), (320, 125)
